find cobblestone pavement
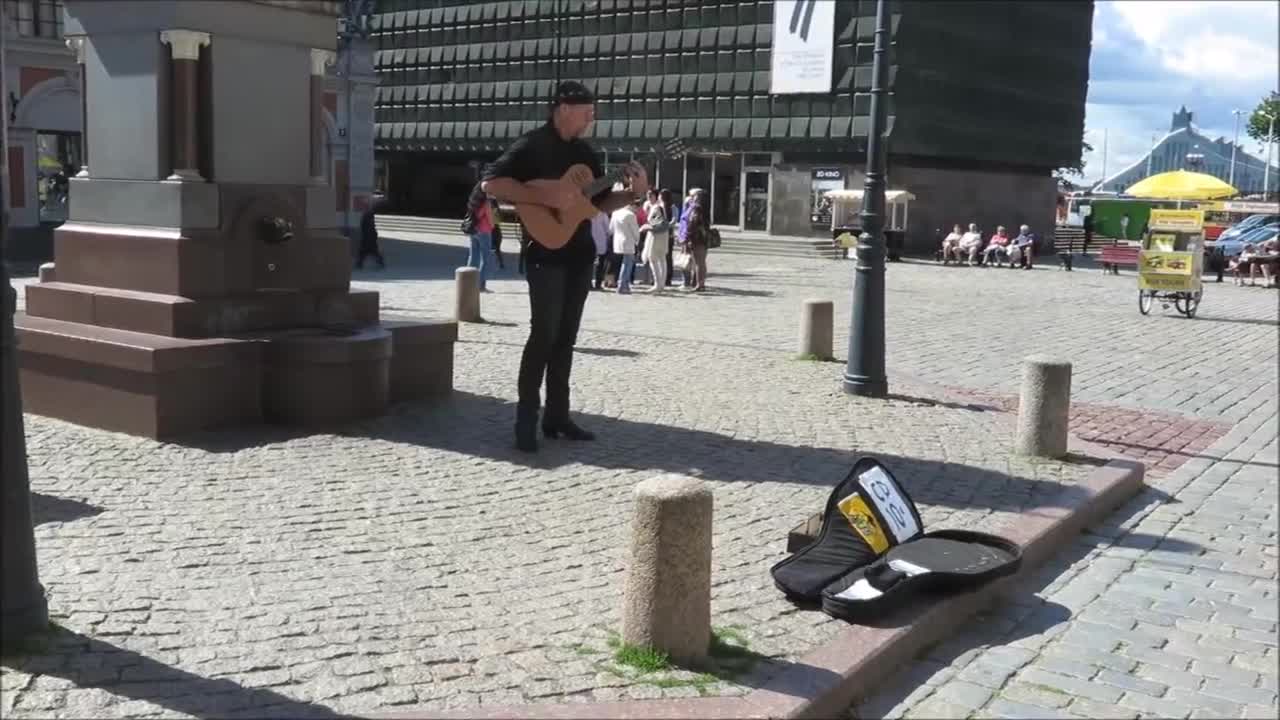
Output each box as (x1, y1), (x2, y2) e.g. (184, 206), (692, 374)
(5, 234), (1277, 718)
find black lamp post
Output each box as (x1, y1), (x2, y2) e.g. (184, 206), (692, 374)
(843, 0), (891, 398)
(1, 2), (50, 649)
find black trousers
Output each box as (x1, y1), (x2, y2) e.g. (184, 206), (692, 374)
(665, 242), (674, 285)
(356, 233), (385, 268)
(519, 261), (593, 423)
(593, 252), (609, 289)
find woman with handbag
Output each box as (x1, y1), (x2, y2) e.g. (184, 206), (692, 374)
(641, 189), (675, 293)
(683, 190), (712, 292)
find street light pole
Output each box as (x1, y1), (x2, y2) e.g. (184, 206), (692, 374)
(1, 0), (51, 650)
(842, 0), (891, 398)
(1229, 109), (1243, 187)
(1263, 112), (1276, 199)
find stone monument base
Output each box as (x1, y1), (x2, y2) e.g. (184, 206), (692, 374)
(16, 309), (456, 439)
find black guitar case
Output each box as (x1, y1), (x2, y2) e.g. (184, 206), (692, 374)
(820, 529), (1023, 623)
(771, 457), (925, 602)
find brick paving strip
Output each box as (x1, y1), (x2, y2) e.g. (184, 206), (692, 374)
(942, 387), (1231, 477)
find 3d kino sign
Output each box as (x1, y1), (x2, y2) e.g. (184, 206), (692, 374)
(770, 0), (835, 95)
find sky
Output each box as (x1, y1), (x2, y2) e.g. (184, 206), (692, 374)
(1082, 0), (1280, 185)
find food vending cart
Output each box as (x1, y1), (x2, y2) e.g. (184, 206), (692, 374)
(1138, 209), (1205, 318)
(828, 189), (916, 261)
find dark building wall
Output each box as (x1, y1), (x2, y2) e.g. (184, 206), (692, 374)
(893, 1), (1092, 171)
(371, 0), (1092, 235)
(893, 163), (1059, 253)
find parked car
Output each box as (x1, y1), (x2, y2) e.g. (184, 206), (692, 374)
(1218, 214), (1280, 244)
(1212, 224), (1280, 258)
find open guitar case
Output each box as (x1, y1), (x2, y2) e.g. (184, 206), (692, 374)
(770, 457), (1023, 623)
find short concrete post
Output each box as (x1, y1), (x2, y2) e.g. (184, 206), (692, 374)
(799, 299), (834, 360)
(37, 263), (56, 283)
(1015, 356), (1072, 458)
(454, 267), (481, 322)
(621, 474), (713, 665)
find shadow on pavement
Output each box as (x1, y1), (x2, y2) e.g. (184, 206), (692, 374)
(885, 392), (1002, 414)
(177, 389), (1108, 513)
(0, 627), (343, 719)
(31, 493), (104, 525)
(1190, 314), (1280, 327)
(573, 347), (643, 358)
(328, 391), (1106, 514)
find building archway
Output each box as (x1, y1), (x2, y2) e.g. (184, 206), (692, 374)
(14, 74), (81, 132)
(9, 74), (82, 227)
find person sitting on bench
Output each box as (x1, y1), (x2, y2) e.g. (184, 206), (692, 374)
(982, 226), (1011, 266)
(941, 224), (964, 264)
(1246, 236), (1279, 287)
(959, 223), (984, 265)
(1009, 225), (1037, 269)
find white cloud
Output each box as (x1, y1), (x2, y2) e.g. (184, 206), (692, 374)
(1083, 1), (1279, 184)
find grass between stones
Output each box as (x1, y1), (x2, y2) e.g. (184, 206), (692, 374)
(569, 625), (767, 695)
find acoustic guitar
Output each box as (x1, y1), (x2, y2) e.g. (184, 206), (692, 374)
(515, 138), (687, 250)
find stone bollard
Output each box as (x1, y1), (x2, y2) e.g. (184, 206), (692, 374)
(37, 263), (56, 283)
(621, 474), (713, 665)
(454, 267), (481, 322)
(1015, 356), (1072, 458)
(799, 299), (834, 360)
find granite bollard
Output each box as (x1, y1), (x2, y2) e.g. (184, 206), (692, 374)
(454, 267), (481, 323)
(799, 299), (834, 360)
(1015, 355), (1072, 458)
(37, 263), (55, 283)
(621, 474), (713, 665)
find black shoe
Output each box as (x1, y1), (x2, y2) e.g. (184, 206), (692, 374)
(542, 419), (595, 441)
(515, 412), (539, 453)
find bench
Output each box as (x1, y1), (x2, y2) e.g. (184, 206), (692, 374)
(1100, 245), (1140, 274)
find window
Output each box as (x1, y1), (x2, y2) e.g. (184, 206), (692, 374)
(5, 1), (64, 39)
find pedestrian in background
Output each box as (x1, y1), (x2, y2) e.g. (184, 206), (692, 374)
(356, 204), (385, 269)
(610, 201), (640, 294)
(462, 182), (497, 292)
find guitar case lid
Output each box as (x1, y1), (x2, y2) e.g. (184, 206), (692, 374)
(820, 529), (1023, 623)
(771, 457), (925, 602)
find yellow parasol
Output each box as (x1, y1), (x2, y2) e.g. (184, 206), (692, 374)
(1124, 170), (1236, 200)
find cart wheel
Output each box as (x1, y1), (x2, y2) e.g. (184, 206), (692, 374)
(1139, 290), (1155, 315)
(1176, 290), (1201, 318)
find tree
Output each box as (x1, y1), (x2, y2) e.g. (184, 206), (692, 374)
(1246, 93), (1279, 144)
(1054, 136), (1094, 188)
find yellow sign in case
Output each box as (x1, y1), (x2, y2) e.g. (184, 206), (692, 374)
(837, 493), (890, 555)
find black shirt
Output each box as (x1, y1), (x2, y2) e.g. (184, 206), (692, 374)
(484, 122), (606, 267)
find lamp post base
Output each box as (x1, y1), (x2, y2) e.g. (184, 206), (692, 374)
(0, 591), (49, 651)
(842, 374), (888, 398)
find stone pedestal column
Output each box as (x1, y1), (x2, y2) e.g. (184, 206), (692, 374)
(310, 49), (335, 183)
(65, 36), (89, 177)
(160, 30), (210, 182)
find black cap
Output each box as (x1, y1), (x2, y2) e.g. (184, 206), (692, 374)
(552, 80), (595, 106)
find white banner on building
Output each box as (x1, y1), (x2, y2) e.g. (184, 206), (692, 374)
(770, 0), (836, 94)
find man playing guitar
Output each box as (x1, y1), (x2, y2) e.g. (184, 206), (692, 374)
(482, 81), (649, 453)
